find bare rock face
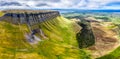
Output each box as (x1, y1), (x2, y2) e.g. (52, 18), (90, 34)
(0, 9), (60, 31)
(1, 10), (60, 25)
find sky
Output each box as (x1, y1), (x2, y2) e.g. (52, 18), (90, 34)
(0, 0), (120, 10)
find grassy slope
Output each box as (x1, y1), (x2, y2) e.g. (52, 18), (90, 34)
(97, 46), (120, 59)
(110, 17), (120, 24)
(0, 11), (4, 17)
(0, 15), (91, 59)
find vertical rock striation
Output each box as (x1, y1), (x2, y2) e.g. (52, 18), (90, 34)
(0, 10), (60, 43)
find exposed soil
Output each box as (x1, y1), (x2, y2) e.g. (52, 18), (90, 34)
(88, 22), (119, 58)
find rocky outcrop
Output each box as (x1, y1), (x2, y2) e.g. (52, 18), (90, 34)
(1, 10), (60, 25)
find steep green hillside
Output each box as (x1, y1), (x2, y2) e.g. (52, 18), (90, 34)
(0, 16), (91, 59)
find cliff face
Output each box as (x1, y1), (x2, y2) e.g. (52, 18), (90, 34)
(1, 10), (60, 24)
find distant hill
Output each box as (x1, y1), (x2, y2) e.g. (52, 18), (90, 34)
(52, 9), (120, 13)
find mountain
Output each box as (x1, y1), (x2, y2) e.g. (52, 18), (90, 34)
(52, 9), (120, 13)
(0, 11), (92, 59)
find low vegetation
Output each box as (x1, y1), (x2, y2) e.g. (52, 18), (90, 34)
(97, 46), (120, 59)
(0, 16), (91, 59)
(0, 11), (4, 17)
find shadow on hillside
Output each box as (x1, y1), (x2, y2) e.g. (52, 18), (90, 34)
(76, 21), (95, 49)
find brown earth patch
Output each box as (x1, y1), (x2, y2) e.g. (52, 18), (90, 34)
(88, 22), (119, 58)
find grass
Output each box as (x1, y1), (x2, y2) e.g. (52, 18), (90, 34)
(0, 21), (31, 48)
(97, 46), (120, 59)
(0, 21), (33, 59)
(0, 16), (91, 59)
(0, 11), (4, 17)
(110, 17), (120, 24)
(37, 16), (91, 59)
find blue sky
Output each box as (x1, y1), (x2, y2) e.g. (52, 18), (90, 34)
(0, 0), (120, 9)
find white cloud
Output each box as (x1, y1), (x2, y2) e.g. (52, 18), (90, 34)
(77, 0), (87, 7)
(0, 0), (120, 9)
(85, 0), (120, 8)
